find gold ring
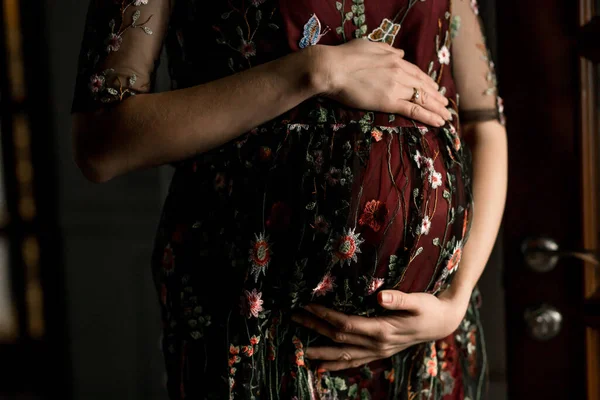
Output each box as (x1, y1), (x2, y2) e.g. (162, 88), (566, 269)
(411, 87), (421, 103)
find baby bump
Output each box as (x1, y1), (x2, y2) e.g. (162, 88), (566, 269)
(250, 121), (474, 314)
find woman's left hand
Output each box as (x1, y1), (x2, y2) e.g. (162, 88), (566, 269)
(291, 289), (469, 372)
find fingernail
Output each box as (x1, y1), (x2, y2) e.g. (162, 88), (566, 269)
(381, 292), (392, 304)
(437, 118), (445, 126)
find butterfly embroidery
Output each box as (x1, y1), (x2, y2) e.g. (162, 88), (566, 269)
(368, 18), (401, 45)
(299, 14), (330, 49)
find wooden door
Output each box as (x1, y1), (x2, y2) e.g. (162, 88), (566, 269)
(499, 0), (600, 398)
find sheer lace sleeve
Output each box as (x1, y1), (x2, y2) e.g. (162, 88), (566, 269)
(451, 0), (505, 125)
(71, 0), (172, 113)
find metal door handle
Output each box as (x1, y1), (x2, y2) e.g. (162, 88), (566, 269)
(521, 237), (599, 272)
(524, 304), (563, 341)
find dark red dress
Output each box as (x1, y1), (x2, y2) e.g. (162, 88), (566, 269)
(72, 0), (505, 398)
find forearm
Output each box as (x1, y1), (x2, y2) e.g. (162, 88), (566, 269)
(73, 46), (325, 183)
(444, 120), (508, 306)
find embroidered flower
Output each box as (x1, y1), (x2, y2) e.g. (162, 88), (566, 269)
(310, 149), (324, 173)
(470, 0), (480, 15)
(89, 74), (105, 93)
(429, 170), (443, 189)
(259, 146), (272, 161)
(242, 345), (254, 357)
(240, 288), (264, 318)
(366, 277), (385, 295)
(418, 126), (429, 135)
(266, 202), (291, 232)
(312, 272), (336, 297)
(359, 199), (388, 232)
(106, 33), (123, 53)
(371, 128), (383, 142)
(423, 157), (434, 171)
(453, 135), (461, 151)
(426, 358), (438, 377)
(214, 172), (227, 190)
(162, 243), (175, 275)
(325, 166), (342, 186)
(250, 335), (260, 346)
(420, 215), (432, 235)
(239, 39), (256, 58)
(329, 227), (364, 267)
(311, 215), (330, 234)
(438, 45), (450, 65)
(331, 123), (346, 131)
(229, 344), (240, 355)
(446, 242), (462, 273)
(134, 0), (148, 5)
(413, 150), (423, 168)
(249, 232), (272, 281)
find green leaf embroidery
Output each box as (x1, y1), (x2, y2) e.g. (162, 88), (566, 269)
(348, 384), (358, 398)
(336, 1), (343, 10)
(336, 26), (344, 35)
(433, 237), (440, 246)
(346, 11), (354, 21)
(388, 114), (396, 122)
(256, 9), (262, 24)
(332, 377), (347, 390)
(142, 26), (153, 35)
(132, 10), (140, 24)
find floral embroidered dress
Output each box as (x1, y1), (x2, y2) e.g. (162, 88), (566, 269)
(72, 0), (505, 399)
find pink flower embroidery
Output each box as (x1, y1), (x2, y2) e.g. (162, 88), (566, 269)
(240, 288), (264, 319)
(312, 272), (336, 297)
(89, 74), (105, 93)
(359, 200), (388, 232)
(248, 233), (272, 281)
(106, 33), (123, 52)
(325, 167), (342, 186)
(420, 215), (431, 235)
(418, 126), (429, 135)
(371, 128), (383, 142)
(437, 45), (450, 65)
(413, 150), (423, 168)
(162, 243), (175, 275)
(423, 157), (434, 171)
(446, 242), (463, 273)
(239, 39), (256, 58)
(366, 277), (384, 295)
(470, 0), (480, 15)
(329, 227), (364, 267)
(249, 335), (260, 346)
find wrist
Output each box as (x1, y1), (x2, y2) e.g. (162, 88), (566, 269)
(301, 44), (336, 96)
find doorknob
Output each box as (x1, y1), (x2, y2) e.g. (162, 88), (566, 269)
(524, 304), (563, 341)
(521, 237), (599, 273)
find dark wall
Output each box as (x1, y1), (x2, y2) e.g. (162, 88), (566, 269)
(45, 1), (169, 398)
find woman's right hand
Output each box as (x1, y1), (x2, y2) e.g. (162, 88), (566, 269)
(311, 40), (452, 127)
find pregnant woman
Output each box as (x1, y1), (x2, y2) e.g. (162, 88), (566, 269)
(71, 0), (507, 398)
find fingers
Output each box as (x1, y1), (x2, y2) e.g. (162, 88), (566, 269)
(318, 356), (380, 372)
(303, 304), (386, 339)
(395, 100), (446, 127)
(378, 290), (421, 312)
(398, 58), (439, 91)
(397, 84), (451, 123)
(401, 75), (449, 107)
(291, 312), (376, 348)
(305, 345), (382, 361)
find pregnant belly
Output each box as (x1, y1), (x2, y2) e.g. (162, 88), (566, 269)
(157, 118), (472, 320)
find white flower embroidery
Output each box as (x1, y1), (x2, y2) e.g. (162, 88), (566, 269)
(420, 215), (432, 235)
(438, 45), (450, 65)
(134, 0), (149, 5)
(429, 170), (443, 189)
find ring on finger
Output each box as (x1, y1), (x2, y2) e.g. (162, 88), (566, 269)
(410, 87), (421, 103)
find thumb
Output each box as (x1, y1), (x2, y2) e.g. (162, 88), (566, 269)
(378, 290), (419, 311)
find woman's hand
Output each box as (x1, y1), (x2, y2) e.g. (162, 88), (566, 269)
(290, 289), (469, 372)
(311, 40), (452, 127)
